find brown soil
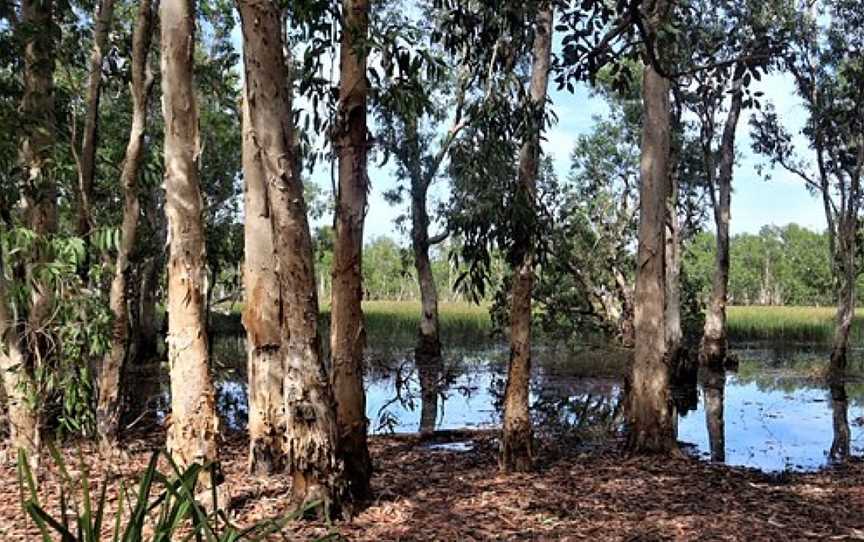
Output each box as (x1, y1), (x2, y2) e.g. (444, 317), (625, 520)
(0, 430), (862, 541)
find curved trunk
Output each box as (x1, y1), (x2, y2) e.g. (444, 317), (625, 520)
(97, 0), (154, 449)
(161, 0), (220, 491)
(238, 0), (346, 514)
(331, 0), (372, 501)
(701, 82), (743, 369)
(76, 0), (115, 280)
(500, 2), (553, 473)
(627, 0), (676, 453)
(241, 95), (284, 475)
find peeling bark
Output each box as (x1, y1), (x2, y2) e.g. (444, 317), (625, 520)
(829, 382), (850, 461)
(331, 0), (372, 501)
(627, 0), (676, 454)
(500, 2), (553, 473)
(160, 0), (220, 489)
(238, 0), (346, 514)
(97, 0), (154, 450)
(241, 95), (284, 475)
(701, 79), (744, 369)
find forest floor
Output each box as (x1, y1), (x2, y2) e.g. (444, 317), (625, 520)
(0, 429), (862, 541)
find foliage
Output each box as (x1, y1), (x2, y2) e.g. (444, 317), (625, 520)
(17, 446), (311, 541)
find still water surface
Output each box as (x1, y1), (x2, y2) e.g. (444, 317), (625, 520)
(195, 337), (864, 472)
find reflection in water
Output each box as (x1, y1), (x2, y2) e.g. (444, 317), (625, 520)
(193, 337), (864, 471)
(702, 367), (726, 462)
(830, 382), (850, 462)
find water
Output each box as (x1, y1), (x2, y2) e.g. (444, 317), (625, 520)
(195, 337), (864, 473)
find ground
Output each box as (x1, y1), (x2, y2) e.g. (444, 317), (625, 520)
(0, 430), (862, 541)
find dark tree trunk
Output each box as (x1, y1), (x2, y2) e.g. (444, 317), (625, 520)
(331, 0), (372, 502)
(703, 366), (725, 462)
(97, 0), (154, 448)
(76, 0), (115, 281)
(829, 382), (850, 461)
(500, 1), (553, 473)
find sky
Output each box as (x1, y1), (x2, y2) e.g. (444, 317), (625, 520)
(231, 22), (828, 245)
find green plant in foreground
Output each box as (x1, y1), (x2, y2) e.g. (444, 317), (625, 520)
(17, 446), (324, 542)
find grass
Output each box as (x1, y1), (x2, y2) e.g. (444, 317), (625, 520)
(214, 301), (861, 348)
(726, 306), (863, 345)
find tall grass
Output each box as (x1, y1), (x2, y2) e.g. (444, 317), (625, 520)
(726, 306), (864, 345)
(218, 301), (858, 348)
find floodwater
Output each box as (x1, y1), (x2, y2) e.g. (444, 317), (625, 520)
(190, 336), (864, 473)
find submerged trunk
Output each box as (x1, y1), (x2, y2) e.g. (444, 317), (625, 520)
(240, 95), (284, 475)
(701, 81), (744, 369)
(161, 0), (220, 489)
(703, 367), (725, 462)
(97, 0), (154, 448)
(331, 0), (372, 500)
(4, 0), (58, 466)
(500, 2), (553, 473)
(76, 0), (115, 278)
(238, 0), (346, 513)
(627, 0), (676, 454)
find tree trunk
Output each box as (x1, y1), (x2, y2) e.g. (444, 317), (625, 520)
(703, 366), (725, 462)
(160, 0), (220, 490)
(500, 2), (553, 473)
(627, 0), (676, 454)
(96, 0), (154, 448)
(240, 94), (284, 475)
(829, 382), (850, 461)
(137, 256), (160, 362)
(830, 236), (855, 380)
(701, 81), (744, 369)
(4, 0), (58, 467)
(76, 0), (115, 280)
(238, 0), (346, 513)
(665, 182), (682, 362)
(331, 0), (372, 501)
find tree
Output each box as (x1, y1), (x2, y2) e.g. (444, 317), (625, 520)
(96, 0), (155, 448)
(331, 0), (372, 501)
(0, 0), (58, 468)
(75, 0), (115, 280)
(751, 0), (864, 378)
(160, 0), (220, 492)
(627, 0), (676, 453)
(499, 0), (553, 472)
(238, 0), (346, 512)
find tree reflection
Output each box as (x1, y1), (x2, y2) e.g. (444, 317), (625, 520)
(829, 381), (850, 462)
(702, 366), (726, 463)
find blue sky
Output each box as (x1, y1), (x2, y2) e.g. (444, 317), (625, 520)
(231, 25), (827, 244)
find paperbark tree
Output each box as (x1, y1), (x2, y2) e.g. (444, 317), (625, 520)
(500, 1), (553, 472)
(626, 0), (677, 453)
(700, 76), (744, 368)
(331, 0), (372, 500)
(238, 0), (346, 511)
(703, 366), (725, 462)
(75, 0), (115, 278)
(96, 0), (155, 448)
(241, 94), (284, 475)
(160, 0), (220, 488)
(1, 0), (58, 467)
(750, 2), (864, 381)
